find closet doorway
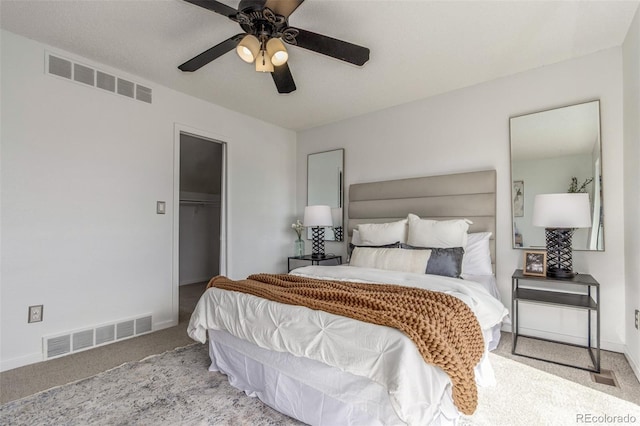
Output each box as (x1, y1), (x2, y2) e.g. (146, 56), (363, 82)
(177, 132), (226, 291)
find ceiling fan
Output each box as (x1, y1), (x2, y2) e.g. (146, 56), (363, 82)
(178, 0), (370, 94)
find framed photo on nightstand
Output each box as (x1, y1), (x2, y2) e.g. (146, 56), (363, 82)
(523, 250), (547, 277)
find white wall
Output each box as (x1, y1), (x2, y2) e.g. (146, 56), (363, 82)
(297, 48), (626, 352)
(623, 7), (640, 376)
(0, 30), (297, 371)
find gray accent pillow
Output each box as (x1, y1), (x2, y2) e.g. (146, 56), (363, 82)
(400, 244), (465, 278)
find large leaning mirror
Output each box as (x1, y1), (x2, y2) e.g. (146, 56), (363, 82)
(510, 100), (604, 251)
(307, 149), (344, 241)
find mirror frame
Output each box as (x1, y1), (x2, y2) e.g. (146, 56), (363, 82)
(509, 100), (604, 251)
(307, 149), (344, 242)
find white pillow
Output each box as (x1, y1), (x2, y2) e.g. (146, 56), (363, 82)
(351, 229), (363, 245)
(406, 214), (472, 248)
(462, 232), (493, 275)
(350, 246), (431, 274)
(357, 219), (408, 245)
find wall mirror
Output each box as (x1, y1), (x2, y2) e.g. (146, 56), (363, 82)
(510, 100), (604, 251)
(307, 149), (344, 241)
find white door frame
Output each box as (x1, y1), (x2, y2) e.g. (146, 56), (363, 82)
(172, 123), (228, 322)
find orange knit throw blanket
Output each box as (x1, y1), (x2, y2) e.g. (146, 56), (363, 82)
(207, 273), (484, 414)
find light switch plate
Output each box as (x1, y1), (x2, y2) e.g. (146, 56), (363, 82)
(156, 201), (166, 214)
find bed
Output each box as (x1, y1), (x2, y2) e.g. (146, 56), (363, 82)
(188, 170), (508, 426)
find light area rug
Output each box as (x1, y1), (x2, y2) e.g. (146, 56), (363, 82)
(2, 343), (639, 426)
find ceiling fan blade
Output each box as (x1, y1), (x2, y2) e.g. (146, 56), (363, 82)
(178, 34), (245, 72)
(183, 0), (238, 18)
(287, 27), (370, 66)
(271, 63), (296, 94)
(265, 0), (305, 18)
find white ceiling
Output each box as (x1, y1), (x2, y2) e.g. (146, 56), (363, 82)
(1, 0), (637, 131)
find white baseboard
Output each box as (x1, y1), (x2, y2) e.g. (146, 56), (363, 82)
(1, 316), (179, 373)
(154, 318), (179, 330)
(0, 352), (44, 373)
(625, 350), (640, 382)
(500, 324), (625, 353)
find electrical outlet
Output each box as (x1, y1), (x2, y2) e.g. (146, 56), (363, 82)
(636, 309), (639, 330)
(28, 305), (43, 323)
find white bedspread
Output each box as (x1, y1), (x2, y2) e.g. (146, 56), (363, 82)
(188, 266), (508, 425)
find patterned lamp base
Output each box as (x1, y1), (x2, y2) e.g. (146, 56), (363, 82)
(311, 227), (326, 259)
(334, 226), (343, 242)
(545, 227), (575, 278)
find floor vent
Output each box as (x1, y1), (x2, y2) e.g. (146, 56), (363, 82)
(591, 369), (619, 387)
(46, 52), (152, 104)
(44, 314), (152, 360)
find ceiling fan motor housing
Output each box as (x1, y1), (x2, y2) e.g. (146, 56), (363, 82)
(178, 0), (370, 93)
(237, 3), (291, 42)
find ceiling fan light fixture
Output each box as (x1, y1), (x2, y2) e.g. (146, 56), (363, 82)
(236, 34), (260, 63)
(255, 50), (274, 72)
(266, 38), (288, 66)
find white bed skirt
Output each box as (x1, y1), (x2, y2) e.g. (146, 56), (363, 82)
(206, 328), (501, 426)
(208, 329), (409, 425)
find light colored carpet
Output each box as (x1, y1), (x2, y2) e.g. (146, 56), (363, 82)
(2, 343), (639, 425)
(1, 343), (301, 426)
(0, 282), (208, 404)
(493, 332), (640, 405)
(462, 353), (640, 425)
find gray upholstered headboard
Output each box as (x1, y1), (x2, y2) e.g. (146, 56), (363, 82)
(348, 170), (497, 270)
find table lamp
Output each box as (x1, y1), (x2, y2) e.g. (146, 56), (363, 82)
(331, 207), (343, 242)
(304, 205), (333, 259)
(532, 193), (592, 278)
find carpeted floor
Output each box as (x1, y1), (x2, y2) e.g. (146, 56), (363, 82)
(493, 333), (640, 406)
(1, 343), (302, 426)
(0, 282), (208, 404)
(1, 280), (639, 420)
(2, 342), (639, 426)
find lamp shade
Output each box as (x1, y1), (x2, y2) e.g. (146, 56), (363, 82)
(532, 193), (592, 228)
(266, 38), (288, 66)
(303, 205), (333, 227)
(236, 35), (260, 63)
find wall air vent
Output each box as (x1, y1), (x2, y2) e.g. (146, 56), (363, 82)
(96, 71), (116, 92)
(73, 63), (95, 86)
(48, 55), (72, 79)
(43, 314), (152, 360)
(46, 52), (152, 104)
(46, 335), (71, 358)
(136, 316), (152, 334)
(95, 324), (115, 345)
(72, 330), (94, 351)
(136, 85), (152, 104)
(117, 78), (135, 98)
(116, 320), (135, 339)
